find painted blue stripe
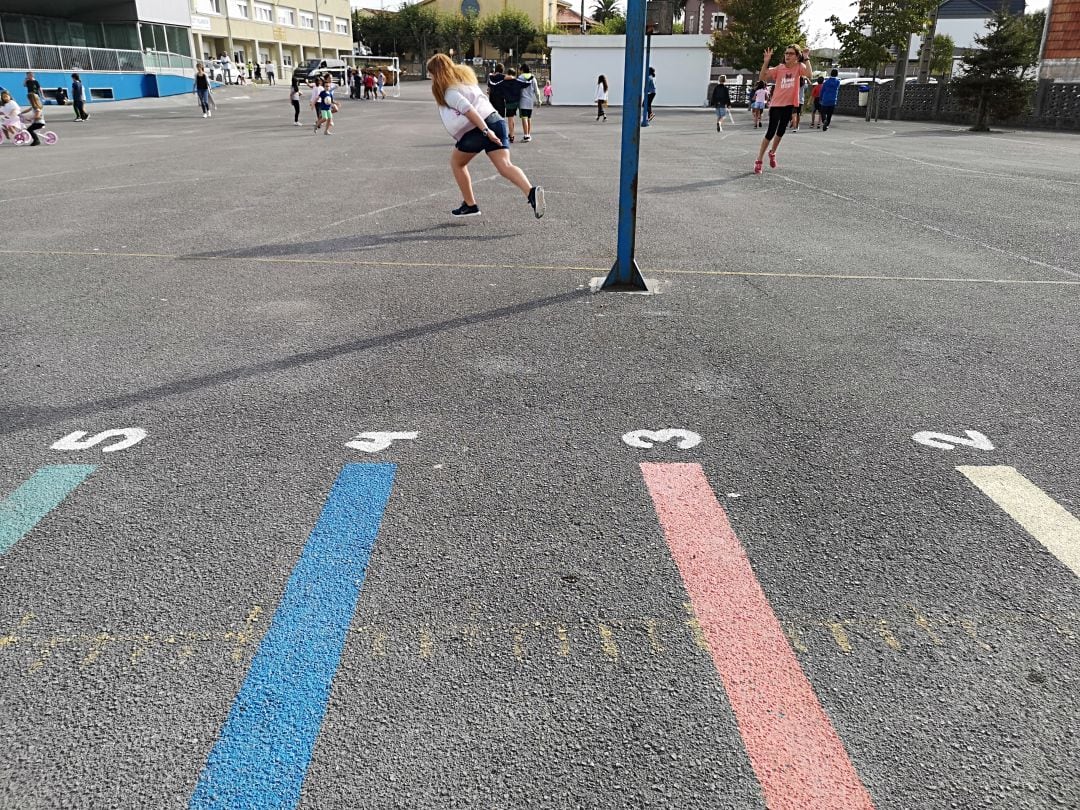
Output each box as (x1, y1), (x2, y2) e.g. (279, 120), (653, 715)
(189, 463), (396, 810)
(0, 465), (96, 555)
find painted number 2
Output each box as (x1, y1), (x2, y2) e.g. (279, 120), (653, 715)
(911, 430), (994, 451)
(51, 428), (147, 453)
(622, 429), (702, 450)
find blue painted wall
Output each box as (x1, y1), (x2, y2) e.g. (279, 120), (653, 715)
(0, 70), (205, 106)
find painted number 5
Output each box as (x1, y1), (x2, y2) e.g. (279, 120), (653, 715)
(51, 428), (147, 453)
(622, 429), (702, 450)
(912, 430), (994, 451)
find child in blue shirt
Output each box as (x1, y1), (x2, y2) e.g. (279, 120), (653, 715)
(314, 77), (335, 135)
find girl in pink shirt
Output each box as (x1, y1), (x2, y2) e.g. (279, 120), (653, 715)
(754, 45), (812, 175)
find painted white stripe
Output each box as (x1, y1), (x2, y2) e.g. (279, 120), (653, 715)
(958, 465), (1080, 578)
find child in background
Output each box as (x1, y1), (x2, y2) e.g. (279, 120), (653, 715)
(23, 93), (45, 145)
(751, 80), (768, 128)
(542, 80), (552, 105)
(314, 76), (336, 135)
(502, 67), (522, 142)
(710, 76), (731, 132)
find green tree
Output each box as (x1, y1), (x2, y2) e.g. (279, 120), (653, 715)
(710, 0), (805, 72)
(396, 1), (440, 65)
(590, 15), (626, 35)
(929, 33), (954, 79)
(592, 0), (620, 24)
(953, 10), (1038, 131)
(1021, 10), (1046, 63)
(828, 0), (938, 75)
(438, 12), (479, 58)
(478, 9), (538, 59)
(353, 11), (398, 57)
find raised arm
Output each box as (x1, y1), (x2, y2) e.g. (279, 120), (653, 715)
(759, 48), (773, 83)
(800, 48), (813, 79)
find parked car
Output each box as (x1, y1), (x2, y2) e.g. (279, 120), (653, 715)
(201, 59), (226, 83)
(292, 58), (348, 87)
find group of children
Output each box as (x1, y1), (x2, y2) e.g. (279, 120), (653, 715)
(485, 63), (550, 143)
(0, 71), (87, 147)
(737, 68), (842, 134)
(347, 67), (387, 101)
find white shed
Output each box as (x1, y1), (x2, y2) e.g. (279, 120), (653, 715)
(547, 34), (713, 107)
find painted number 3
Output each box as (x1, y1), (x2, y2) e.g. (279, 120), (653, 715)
(621, 429), (703, 450)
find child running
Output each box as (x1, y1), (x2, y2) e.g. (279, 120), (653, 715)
(314, 76), (336, 135)
(754, 45), (812, 174)
(426, 53), (544, 220)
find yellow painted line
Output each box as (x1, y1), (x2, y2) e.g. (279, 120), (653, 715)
(958, 465), (1080, 578)
(1, 248), (1078, 286)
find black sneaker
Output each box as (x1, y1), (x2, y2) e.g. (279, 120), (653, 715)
(527, 186), (545, 219)
(451, 201), (480, 217)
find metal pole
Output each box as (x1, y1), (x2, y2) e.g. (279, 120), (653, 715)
(600, 0), (649, 292)
(641, 30), (652, 127)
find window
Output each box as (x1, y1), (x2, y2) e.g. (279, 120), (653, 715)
(255, 4), (273, 23)
(711, 14), (726, 31)
(195, 0), (222, 13)
(278, 8), (296, 26)
(282, 53), (293, 66)
(335, 18), (349, 35)
(299, 12), (314, 29)
(319, 15), (332, 32)
(231, 1), (248, 19)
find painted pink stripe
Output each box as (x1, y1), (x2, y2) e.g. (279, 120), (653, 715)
(641, 462), (875, 810)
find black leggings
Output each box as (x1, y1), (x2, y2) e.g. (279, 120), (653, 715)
(820, 105), (835, 128)
(764, 105), (794, 140)
(596, 101), (606, 119)
(291, 99), (300, 122)
(28, 121), (43, 143)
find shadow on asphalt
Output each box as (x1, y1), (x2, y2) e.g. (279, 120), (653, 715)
(0, 288), (586, 435)
(182, 224), (513, 260)
(644, 175), (747, 194)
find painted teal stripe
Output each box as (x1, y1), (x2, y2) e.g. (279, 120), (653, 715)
(0, 465), (97, 555)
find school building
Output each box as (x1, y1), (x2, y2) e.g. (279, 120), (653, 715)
(190, 0), (353, 74)
(0, 0), (352, 105)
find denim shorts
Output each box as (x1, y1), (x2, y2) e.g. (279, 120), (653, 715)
(455, 113), (509, 154)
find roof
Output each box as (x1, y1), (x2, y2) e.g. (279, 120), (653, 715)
(557, 7), (596, 27)
(937, 0), (1026, 19)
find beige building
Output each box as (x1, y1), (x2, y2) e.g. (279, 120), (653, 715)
(189, 0), (353, 76)
(416, 0), (571, 32)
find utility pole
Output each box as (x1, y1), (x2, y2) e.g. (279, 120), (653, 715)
(916, 2), (940, 83)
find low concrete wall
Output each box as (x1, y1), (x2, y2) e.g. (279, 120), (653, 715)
(0, 70), (198, 106)
(547, 34), (712, 107)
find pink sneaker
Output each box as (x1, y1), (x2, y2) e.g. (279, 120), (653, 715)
(753, 160), (763, 175)
(768, 151), (777, 169)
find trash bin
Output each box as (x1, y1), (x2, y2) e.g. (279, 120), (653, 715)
(858, 84), (870, 107)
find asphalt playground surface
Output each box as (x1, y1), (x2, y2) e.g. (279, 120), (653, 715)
(1, 81), (1079, 809)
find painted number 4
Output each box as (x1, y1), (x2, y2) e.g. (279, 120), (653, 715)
(912, 430), (994, 451)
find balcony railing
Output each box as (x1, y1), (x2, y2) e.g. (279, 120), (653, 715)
(0, 42), (197, 76)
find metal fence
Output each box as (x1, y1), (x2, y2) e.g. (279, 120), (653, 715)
(0, 42), (195, 76)
(833, 80), (1080, 131)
